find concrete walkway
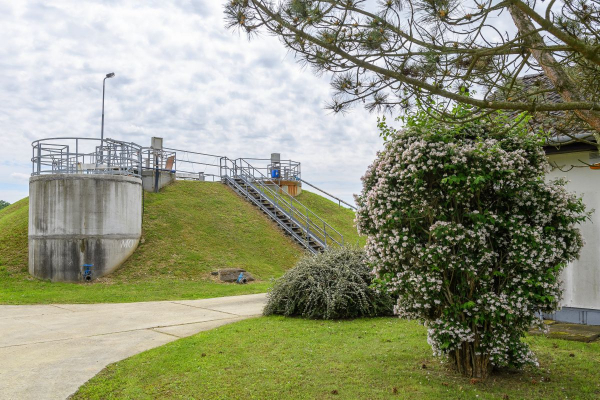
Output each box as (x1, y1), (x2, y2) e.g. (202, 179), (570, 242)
(0, 293), (267, 400)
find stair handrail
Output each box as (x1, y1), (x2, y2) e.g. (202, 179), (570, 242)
(220, 156), (344, 247)
(220, 156), (236, 179)
(223, 170), (318, 252)
(242, 174), (336, 248)
(234, 158), (344, 247)
(297, 178), (357, 210)
(238, 172), (322, 246)
(220, 156), (320, 249)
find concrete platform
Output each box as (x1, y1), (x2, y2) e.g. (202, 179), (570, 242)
(529, 321), (600, 343)
(0, 293), (267, 400)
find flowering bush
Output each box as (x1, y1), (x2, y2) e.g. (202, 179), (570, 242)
(355, 107), (589, 378)
(264, 246), (394, 319)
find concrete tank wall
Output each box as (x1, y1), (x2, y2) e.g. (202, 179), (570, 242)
(28, 174), (142, 282)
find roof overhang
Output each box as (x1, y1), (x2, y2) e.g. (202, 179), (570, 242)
(544, 133), (597, 155)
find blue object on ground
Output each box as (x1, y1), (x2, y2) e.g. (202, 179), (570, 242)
(83, 264), (93, 281)
(236, 272), (248, 284)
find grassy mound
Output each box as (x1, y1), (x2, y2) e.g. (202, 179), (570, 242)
(73, 317), (600, 399)
(114, 182), (301, 281)
(0, 182), (359, 304)
(0, 198), (29, 276)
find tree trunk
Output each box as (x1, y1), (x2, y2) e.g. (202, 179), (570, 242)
(509, 5), (600, 149)
(449, 343), (492, 379)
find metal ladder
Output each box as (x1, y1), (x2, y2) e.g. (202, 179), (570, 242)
(220, 158), (344, 254)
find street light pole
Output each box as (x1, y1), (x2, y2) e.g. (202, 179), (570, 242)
(100, 72), (115, 164)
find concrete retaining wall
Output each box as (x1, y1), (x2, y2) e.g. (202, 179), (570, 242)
(28, 174), (142, 282)
(141, 170), (176, 192)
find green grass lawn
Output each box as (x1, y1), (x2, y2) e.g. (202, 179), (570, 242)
(0, 182), (359, 304)
(73, 317), (600, 400)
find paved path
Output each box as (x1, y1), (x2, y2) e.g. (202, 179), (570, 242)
(0, 293), (267, 400)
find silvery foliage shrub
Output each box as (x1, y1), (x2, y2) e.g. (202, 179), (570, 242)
(264, 246), (394, 319)
(355, 106), (589, 374)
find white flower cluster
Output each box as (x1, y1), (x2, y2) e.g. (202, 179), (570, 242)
(355, 121), (588, 369)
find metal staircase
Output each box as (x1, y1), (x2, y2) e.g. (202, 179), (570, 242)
(220, 158), (344, 254)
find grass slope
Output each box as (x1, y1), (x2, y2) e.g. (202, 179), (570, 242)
(0, 182), (359, 304)
(295, 190), (364, 246)
(0, 198), (29, 277)
(74, 317), (600, 400)
(115, 182), (301, 281)
(0, 182), (297, 303)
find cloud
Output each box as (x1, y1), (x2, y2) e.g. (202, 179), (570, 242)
(10, 173), (31, 181)
(0, 0), (384, 205)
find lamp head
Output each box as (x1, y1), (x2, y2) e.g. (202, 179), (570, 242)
(106, 72), (115, 78)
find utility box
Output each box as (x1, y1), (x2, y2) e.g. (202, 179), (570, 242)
(271, 153), (281, 178)
(151, 137), (163, 150)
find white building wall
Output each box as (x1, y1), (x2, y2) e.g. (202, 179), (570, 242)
(547, 152), (600, 311)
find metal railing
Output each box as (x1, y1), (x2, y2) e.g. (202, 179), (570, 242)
(220, 162), (316, 251)
(221, 157), (317, 250)
(31, 137), (142, 178)
(141, 147), (177, 173)
(298, 179), (356, 210)
(270, 159), (300, 181)
(221, 157), (344, 248)
(165, 147), (223, 182)
(235, 158), (301, 182)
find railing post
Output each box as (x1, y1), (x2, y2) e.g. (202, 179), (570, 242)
(36, 144), (41, 175)
(304, 205), (310, 248)
(138, 146), (142, 177)
(107, 144), (112, 170)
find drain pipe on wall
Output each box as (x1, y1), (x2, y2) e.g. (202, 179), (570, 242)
(151, 137), (163, 193)
(154, 151), (160, 193)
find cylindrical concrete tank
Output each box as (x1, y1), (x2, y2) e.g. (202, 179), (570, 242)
(29, 174), (142, 282)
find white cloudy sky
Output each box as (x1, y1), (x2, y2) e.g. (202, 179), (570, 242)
(0, 0), (384, 204)
(0, 0), (541, 205)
